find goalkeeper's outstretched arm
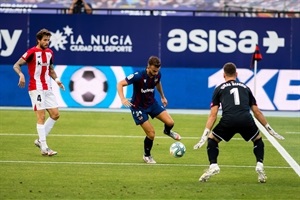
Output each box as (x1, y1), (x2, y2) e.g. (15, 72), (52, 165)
(251, 105), (268, 126)
(193, 105), (219, 149)
(251, 105), (284, 140)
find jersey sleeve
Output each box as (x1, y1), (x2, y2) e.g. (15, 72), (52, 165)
(248, 87), (257, 106)
(156, 72), (161, 85)
(21, 48), (34, 62)
(125, 72), (140, 85)
(210, 86), (221, 107)
(48, 49), (54, 65)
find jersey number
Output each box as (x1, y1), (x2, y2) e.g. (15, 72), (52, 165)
(37, 95), (42, 102)
(230, 88), (240, 105)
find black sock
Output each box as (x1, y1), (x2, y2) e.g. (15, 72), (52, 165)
(207, 138), (219, 164)
(144, 136), (153, 156)
(164, 124), (174, 135)
(253, 138), (264, 163)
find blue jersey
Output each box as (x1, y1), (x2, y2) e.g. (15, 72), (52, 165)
(125, 69), (161, 109)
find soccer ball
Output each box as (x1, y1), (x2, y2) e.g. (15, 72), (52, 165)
(170, 142), (186, 158)
(69, 67), (108, 106)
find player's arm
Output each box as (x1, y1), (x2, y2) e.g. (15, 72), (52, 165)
(205, 105), (219, 130)
(68, 0), (77, 14)
(49, 64), (65, 90)
(82, 0), (92, 14)
(251, 105), (284, 140)
(194, 105), (219, 149)
(13, 57), (27, 88)
(156, 81), (167, 107)
(117, 79), (132, 107)
(251, 105), (267, 125)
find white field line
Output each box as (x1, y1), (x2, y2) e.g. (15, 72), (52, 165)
(286, 132), (300, 134)
(0, 133), (295, 170)
(0, 160), (291, 169)
(253, 116), (300, 177)
(1, 107), (299, 117)
(0, 133), (243, 140)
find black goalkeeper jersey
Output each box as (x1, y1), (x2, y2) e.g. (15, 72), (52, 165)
(211, 80), (257, 126)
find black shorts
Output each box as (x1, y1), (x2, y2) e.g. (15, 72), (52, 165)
(212, 118), (259, 142)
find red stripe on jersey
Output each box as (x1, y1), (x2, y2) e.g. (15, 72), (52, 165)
(22, 47), (53, 91)
(40, 51), (48, 90)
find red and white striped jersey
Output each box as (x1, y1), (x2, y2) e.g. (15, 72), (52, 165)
(22, 47), (54, 91)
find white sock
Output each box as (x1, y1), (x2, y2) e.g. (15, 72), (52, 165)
(37, 124), (48, 150)
(256, 161), (264, 168)
(44, 117), (56, 136)
(210, 163), (219, 168)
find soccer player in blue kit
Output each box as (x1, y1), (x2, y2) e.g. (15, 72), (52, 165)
(117, 56), (181, 164)
(193, 62), (284, 183)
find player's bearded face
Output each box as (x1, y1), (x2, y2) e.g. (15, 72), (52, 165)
(39, 36), (50, 49)
(147, 65), (160, 77)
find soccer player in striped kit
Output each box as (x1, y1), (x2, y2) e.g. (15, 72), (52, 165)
(13, 28), (65, 156)
(117, 56), (181, 164)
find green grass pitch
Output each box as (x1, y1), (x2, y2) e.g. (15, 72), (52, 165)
(0, 109), (299, 199)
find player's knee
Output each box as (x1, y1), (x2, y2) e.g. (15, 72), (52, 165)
(207, 138), (218, 149)
(165, 119), (174, 127)
(51, 113), (60, 120)
(146, 130), (155, 140)
(253, 137), (264, 148)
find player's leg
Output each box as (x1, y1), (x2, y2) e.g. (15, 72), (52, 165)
(35, 109), (57, 156)
(140, 121), (156, 164)
(240, 121), (266, 183)
(45, 108), (59, 136)
(45, 91), (60, 136)
(130, 108), (155, 163)
(155, 110), (181, 141)
(199, 133), (221, 182)
(199, 123), (232, 182)
(35, 109), (47, 149)
(252, 135), (266, 183)
(29, 90), (57, 156)
(207, 123), (228, 166)
(29, 90), (46, 148)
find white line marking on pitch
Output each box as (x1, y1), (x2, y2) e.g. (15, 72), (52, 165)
(286, 132), (300, 134)
(0, 160), (291, 169)
(253, 116), (300, 177)
(0, 133), (244, 140)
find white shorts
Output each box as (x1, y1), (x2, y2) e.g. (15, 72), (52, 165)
(29, 90), (58, 111)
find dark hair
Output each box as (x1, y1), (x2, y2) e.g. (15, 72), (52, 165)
(223, 62), (237, 77)
(36, 28), (51, 42)
(76, 0), (83, 5)
(148, 56), (161, 68)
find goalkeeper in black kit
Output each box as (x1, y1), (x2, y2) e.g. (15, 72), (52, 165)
(193, 62), (284, 183)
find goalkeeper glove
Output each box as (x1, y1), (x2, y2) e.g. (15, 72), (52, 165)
(193, 128), (210, 149)
(265, 123), (285, 140)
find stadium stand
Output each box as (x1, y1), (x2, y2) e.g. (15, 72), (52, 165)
(0, 0), (299, 17)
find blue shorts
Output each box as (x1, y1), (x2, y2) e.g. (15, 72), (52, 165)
(130, 101), (165, 125)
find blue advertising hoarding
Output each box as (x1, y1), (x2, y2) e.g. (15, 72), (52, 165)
(1, 65), (299, 111)
(29, 14), (160, 66)
(160, 17), (294, 69)
(291, 19), (300, 68)
(1, 14), (299, 69)
(0, 14), (27, 64)
(0, 14), (299, 111)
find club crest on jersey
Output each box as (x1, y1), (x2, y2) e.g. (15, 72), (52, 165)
(37, 61), (48, 67)
(135, 111), (143, 121)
